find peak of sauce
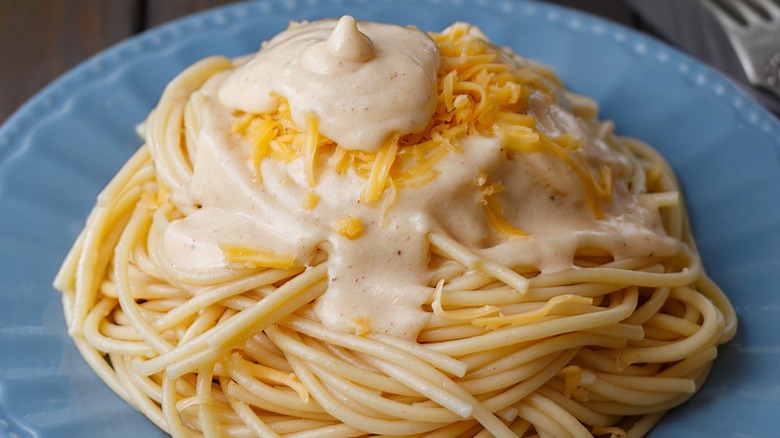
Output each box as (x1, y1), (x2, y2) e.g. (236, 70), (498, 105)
(323, 16), (374, 62)
(218, 16), (439, 152)
(161, 19), (680, 340)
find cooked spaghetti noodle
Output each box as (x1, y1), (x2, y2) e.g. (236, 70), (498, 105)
(55, 17), (736, 438)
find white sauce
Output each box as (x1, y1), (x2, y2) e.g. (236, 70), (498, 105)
(161, 18), (680, 339)
(218, 16), (439, 152)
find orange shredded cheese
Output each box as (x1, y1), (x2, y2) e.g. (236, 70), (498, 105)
(362, 134), (399, 203)
(140, 182), (171, 210)
(303, 111), (319, 187)
(472, 294), (593, 329)
(230, 353), (309, 403)
(302, 192), (320, 210)
(349, 316), (372, 336)
(218, 243), (297, 269)
(557, 365), (584, 398)
(478, 180), (529, 238)
(432, 279), (501, 320)
(336, 217), (365, 240)
(232, 22), (613, 227)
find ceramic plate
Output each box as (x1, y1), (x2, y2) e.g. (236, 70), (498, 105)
(1, 0), (779, 436)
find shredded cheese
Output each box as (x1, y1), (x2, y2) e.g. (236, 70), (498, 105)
(140, 182), (170, 210)
(557, 365), (583, 398)
(478, 181), (529, 238)
(349, 316), (372, 336)
(336, 217), (365, 240)
(218, 243), (297, 269)
(233, 22), (614, 231)
(303, 111), (319, 187)
(471, 294), (593, 329)
(230, 353), (309, 403)
(432, 279), (501, 320)
(302, 192), (320, 210)
(362, 134), (399, 203)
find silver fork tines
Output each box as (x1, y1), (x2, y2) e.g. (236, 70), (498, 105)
(703, 0), (780, 99)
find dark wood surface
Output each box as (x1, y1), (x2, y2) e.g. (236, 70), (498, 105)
(0, 0), (642, 125)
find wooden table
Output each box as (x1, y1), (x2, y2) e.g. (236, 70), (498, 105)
(0, 0), (647, 125)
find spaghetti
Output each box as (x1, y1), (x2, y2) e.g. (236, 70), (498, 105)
(55, 18), (737, 438)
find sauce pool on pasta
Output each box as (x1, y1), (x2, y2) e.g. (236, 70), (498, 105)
(54, 16), (737, 438)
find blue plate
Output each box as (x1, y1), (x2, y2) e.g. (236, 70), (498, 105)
(1, 1), (779, 436)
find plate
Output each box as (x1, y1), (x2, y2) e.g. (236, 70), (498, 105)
(1, 1), (779, 437)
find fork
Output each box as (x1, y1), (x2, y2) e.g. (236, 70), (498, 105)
(701, 0), (780, 100)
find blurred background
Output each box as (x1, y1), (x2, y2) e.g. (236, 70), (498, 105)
(1, 0), (778, 124)
(0, 0), (653, 124)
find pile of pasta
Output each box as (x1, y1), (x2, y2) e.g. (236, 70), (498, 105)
(55, 23), (737, 438)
